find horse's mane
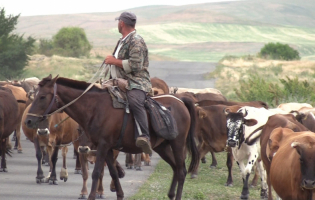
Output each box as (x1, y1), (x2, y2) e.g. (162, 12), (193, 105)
(39, 76), (105, 92)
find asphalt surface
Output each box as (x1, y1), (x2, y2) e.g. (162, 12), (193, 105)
(0, 61), (217, 200)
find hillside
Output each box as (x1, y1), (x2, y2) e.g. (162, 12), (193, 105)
(13, 0), (315, 62)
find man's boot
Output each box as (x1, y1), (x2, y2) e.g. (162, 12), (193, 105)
(136, 137), (152, 155)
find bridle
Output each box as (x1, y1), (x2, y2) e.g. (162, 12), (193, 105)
(27, 80), (97, 121)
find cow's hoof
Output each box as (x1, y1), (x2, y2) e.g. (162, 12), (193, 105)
(240, 194), (249, 199)
(201, 158), (206, 163)
(74, 169), (82, 174)
(96, 194), (105, 199)
(191, 173), (197, 179)
(49, 180), (58, 185)
(78, 194), (87, 199)
(225, 183), (233, 187)
(210, 165), (217, 169)
(60, 177), (68, 182)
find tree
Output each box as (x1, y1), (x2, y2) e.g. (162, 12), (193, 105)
(259, 42), (300, 61)
(0, 8), (35, 79)
(52, 27), (92, 58)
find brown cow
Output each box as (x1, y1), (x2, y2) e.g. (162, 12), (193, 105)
(252, 114), (309, 200)
(151, 77), (169, 95)
(3, 84), (27, 153)
(21, 104), (81, 184)
(0, 87), (19, 172)
(269, 129), (315, 199)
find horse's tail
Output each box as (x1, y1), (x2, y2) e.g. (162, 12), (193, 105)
(181, 97), (200, 173)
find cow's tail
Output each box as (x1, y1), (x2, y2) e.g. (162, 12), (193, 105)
(181, 97), (200, 173)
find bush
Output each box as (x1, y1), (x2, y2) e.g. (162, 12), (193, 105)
(234, 75), (315, 107)
(259, 42), (300, 61)
(52, 27), (92, 58)
(37, 39), (54, 56)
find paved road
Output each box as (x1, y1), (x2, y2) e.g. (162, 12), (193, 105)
(0, 134), (160, 200)
(149, 61), (216, 89)
(0, 61), (217, 200)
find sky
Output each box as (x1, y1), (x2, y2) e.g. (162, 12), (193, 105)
(0, 0), (239, 16)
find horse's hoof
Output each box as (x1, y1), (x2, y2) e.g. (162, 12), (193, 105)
(240, 194), (249, 199)
(225, 183), (233, 187)
(49, 180), (58, 185)
(36, 177), (45, 183)
(18, 150), (22, 153)
(191, 174), (197, 179)
(0, 168), (8, 172)
(78, 194), (87, 199)
(210, 165), (217, 169)
(74, 169), (82, 174)
(201, 159), (206, 163)
(96, 194), (105, 199)
(110, 188), (116, 192)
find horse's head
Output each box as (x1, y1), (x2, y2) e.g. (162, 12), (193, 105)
(24, 74), (59, 129)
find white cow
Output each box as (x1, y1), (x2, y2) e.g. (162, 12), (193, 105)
(225, 106), (275, 199)
(277, 102), (312, 113)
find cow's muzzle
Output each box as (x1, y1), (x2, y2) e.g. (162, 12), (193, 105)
(78, 146), (91, 154)
(301, 179), (315, 189)
(227, 139), (238, 148)
(37, 128), (50, 135)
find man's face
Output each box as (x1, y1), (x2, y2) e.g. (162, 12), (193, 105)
(118, 20), (123, 33)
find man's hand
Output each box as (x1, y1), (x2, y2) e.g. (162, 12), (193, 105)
(104, 55), (116, 65)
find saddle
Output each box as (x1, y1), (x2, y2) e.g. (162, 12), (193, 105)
(101, 79), (178, 141)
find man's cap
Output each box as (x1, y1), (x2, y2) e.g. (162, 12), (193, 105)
(115, 12), (137, 26)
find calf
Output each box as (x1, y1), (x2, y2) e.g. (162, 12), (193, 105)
(269, 129), (315, 199)
(225, 106), (274, 199)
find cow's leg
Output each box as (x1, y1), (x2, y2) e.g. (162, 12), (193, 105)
(135, 153), (142, 171)
(33, 137), (45, 182)
(60, 146), (69, 182)
(225, 147), (234, 186)
(154, 143), (177, 200)
(191, 142), (210, 178)
(256, 160), (268, 199)
(49, 144), (60, 185)
(45, 145), (53, 182)
(96, 165), (105, 199)
(0, 138), (8, 172)
(250, 165), (259, 187)
(241, 173), (250, 199)
(79, 154), (89, 199)
(16, 126), (22, 153)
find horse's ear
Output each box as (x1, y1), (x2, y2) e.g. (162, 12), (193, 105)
(52, 75), (59, 83)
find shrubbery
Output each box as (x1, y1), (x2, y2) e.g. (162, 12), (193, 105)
(259, 42), (300, 61)
(36, 27), (92, 58)
(234, 76), (315, 107)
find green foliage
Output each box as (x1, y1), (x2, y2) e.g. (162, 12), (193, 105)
(37, 39), (54, 56)
(234, 75), (315, 107)
(259, 42), (300, 61)
(0, 8), (35, 79)
(52, 27), (92, 58)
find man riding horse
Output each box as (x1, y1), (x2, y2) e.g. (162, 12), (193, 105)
(104, 11), (153, 155)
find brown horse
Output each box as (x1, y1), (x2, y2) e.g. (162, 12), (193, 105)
(25, 75), (199, 200)
(0, 87), (19, 172)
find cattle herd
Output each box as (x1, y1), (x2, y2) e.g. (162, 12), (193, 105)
(1, 76), (315, 200)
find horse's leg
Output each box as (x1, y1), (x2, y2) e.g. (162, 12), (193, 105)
(96, 165), (105, 199)
(33, 136), (45, 182)
(154, 142), (177, 199)
(103, 149), (123, 200)
(74, 147), (82, 174)
(0, 138), (8, 172)
(225, 147), (234, 187)
(49, 144), (60, 185)
(79, 154), (89, 199)
(60, 146), (69, 182)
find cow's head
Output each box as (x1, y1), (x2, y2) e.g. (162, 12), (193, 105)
(292, 140), (315, 190)
(224, 108), (257, 149)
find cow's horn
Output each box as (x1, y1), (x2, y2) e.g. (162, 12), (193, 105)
(224, 108), (230, 115)
(291, 142), (300, 148)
